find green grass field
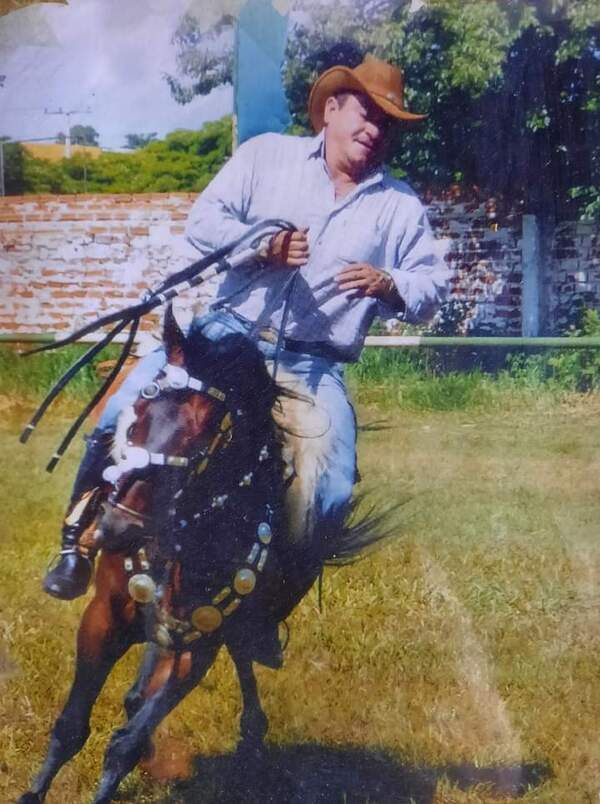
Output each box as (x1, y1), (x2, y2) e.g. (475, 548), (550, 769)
(1, 385), (600, 803)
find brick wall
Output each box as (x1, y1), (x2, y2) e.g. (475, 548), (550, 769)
(0, 193), (595, 338)
(550, 220), (600, 331)
(0, 194), (204, 340)
(425, 196), (522, 334)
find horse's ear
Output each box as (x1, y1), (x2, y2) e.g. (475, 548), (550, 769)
(163, 304), (186, 365)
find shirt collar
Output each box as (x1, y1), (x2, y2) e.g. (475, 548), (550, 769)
(307, 130), (386, 189)
(307, 130), (325, 160)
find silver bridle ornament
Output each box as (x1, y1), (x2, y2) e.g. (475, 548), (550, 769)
(102, 364), (228, 486)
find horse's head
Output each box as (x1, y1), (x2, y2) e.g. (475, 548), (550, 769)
(96, 306), (281, 559)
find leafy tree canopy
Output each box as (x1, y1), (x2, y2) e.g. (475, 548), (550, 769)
(0, 136), (25, 195)
(166, 0), (600, 219)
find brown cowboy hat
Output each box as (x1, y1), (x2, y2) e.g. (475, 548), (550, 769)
(308, 54), (426, 132)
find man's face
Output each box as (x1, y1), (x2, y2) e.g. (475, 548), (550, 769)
(323, 91), (394, 175)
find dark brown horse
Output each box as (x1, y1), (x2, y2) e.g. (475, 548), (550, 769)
(19, 309), (388, 804)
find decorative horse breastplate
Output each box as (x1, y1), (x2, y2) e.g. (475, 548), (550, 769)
(101, 360), (280, 653)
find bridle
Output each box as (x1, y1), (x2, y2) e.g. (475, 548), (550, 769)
(101, 363), (229, 487)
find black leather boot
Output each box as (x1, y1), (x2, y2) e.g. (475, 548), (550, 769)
(43, 489), (99, 600)
(43, 430), (112, 600)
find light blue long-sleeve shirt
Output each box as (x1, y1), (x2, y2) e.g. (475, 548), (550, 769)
(185, 131), (451, 362)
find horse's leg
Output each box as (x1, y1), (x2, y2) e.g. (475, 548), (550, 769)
(91, 643), (220, 804)
(122, 641), (162, 762)
(229, 647), (268, 752)
(19, 556), (138, 804)
(123, 641), (161, 720)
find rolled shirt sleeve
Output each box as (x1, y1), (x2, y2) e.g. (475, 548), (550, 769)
(381, 199), (451, 324)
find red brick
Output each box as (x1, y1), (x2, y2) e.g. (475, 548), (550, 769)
(50, 289), (87, 299)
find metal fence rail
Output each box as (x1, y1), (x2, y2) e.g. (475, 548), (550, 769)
(3, 333), (600, 348)
(363, 336), (600, 348)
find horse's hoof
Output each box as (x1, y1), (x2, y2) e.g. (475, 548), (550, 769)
(17, 793), (43, 804)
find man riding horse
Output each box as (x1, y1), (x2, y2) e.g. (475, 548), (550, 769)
(43, 56), (450, 653)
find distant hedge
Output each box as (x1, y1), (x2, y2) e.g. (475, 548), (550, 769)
(6, 118), (232, 195)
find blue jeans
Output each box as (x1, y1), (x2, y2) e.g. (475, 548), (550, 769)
(96, 310), (357, 545)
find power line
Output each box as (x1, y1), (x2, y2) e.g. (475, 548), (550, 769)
(44, 106), (92, 158)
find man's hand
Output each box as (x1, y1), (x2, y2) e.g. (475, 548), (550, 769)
(335, 262), (404, 308)
(266, 228), (309, 268)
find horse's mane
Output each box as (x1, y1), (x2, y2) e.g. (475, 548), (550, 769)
(182, 330), (284, 423)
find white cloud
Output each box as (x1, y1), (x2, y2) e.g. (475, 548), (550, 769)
(0, 0), (232, 148)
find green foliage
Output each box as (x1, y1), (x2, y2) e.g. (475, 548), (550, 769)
(425, 0), (515, 95)
(16, 118), (232, 195)
(0, 343), (120, 401)
(569, 184), (600, 221)
(5, 333), (600, 414)
(504, 308), (600, 392)
(0, 137), (26, 194)
(344, 308), (600, 410)
(525, 106), (552, 132)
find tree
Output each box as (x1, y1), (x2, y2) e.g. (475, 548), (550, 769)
(56, 125), (100, 146)
(0, 137), (26, 194)
(164, 0), (600, 220)
(164, 11), (235, 103)
(124, 132), (158, 150)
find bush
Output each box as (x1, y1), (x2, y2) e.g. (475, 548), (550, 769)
(504, 308), (600, 392)
(15, 119), (233, 195)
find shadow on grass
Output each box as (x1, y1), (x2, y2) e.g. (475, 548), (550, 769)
(155, 744), (550, 803)
(357, 419), (395, 433)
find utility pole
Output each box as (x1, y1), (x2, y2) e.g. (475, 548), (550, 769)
(44, 106), (92, 157)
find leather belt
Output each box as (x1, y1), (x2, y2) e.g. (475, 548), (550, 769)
(256, 328), (340, 362)
(284, 338), (341, 362)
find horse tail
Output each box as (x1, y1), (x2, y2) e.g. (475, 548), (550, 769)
(320, 494), (408, 566)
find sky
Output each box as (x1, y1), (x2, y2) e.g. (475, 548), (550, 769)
(0, 0), (234, 149)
